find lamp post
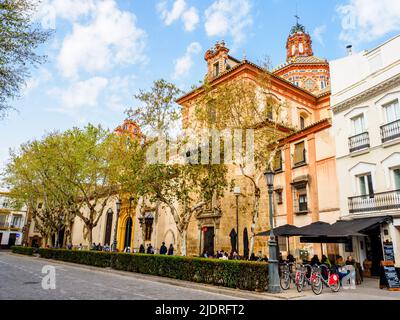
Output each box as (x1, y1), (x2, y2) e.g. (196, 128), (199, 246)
(264, 169), (281, 293)
(233, 186), (241, 255)
(113, 199), (121, 252)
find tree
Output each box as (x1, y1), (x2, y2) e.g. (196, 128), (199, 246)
(194, 65), (293, 257)
(3, 125), (130, 246)
(52, 125), (127, 245)
(125, 78), (182, 138)
(125, 79), (228, 255)
(3, 137), (72, 246)
(0, 0), (51, 116)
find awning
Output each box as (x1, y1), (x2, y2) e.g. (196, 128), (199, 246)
(331, 216), (392, 235)
(256, 216), (392, 239)
(292, 221), (365, 237)
(256, 224), (300, 237)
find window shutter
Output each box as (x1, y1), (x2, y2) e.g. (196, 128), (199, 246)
(293, 142), (305, 164)
(273, 151), (282, 171)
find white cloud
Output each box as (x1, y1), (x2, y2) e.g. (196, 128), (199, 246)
(157, 0), (199, 32)
(106, 75), (137, 111)
(337, 0), (400, 44)
(313, 25), (327, 45)
(182, 6), (200, 32)
(57, 0), (147, 78)
(172, 42), (202, 79)
(37, 0), (96, 23)
(22, 69), (53, 96)
(50, 77), (108, 112)
(204, 0), (252, 47)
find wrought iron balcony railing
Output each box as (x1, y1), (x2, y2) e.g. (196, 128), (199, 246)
(348, 189), (400, 213)
(381, 119), (400, 143)
(348, 132), (370, 153)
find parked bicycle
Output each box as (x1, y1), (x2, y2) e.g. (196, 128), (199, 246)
(280, 261), (297, 290)
(295, 263), (320, 293)
(311, 264), (341, 295)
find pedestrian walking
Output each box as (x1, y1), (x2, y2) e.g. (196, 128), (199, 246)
(167, 244), (174, 255)
(159, 242), (167, 254)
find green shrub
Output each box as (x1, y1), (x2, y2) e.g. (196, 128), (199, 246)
(39, 248), (112, 268)
(39, 249), (268, 291)
(11, 246), (33, 256)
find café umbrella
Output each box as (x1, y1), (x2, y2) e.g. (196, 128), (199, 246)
(256, 224), (301, 254)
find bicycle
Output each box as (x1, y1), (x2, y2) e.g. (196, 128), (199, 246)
(279, 261), (297, 290)
(311, 264), (341, 295)
(295, 263), (320, 292)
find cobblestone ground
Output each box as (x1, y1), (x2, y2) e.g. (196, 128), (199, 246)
(0, 252), (243, 300)
(1, 251), (399, 300)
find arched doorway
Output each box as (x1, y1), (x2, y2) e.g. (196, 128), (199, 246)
(104, 209), (113, 246)
(124, 217), (133, 249)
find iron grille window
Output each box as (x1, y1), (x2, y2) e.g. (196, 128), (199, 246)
(293, 183), (308, 213)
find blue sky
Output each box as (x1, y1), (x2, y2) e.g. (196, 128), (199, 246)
(1, 0), (400, 170)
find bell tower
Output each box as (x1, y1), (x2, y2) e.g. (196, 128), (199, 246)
(286, 17), (313, 61)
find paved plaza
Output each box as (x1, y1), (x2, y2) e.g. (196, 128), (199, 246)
(1, 251), (399, 300)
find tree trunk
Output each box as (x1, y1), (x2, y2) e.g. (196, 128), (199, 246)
(249, 188), (261, 257)
(179, 229), (187, 256)
(87, 226), (93, 248)
(54, 231), (59, 248)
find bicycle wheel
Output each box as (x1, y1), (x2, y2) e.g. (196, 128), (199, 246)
(280, 273), (290, 290)
(296, 278), (304, 292)
(330, 277), (341, 292)
(311, 276), (323, 295)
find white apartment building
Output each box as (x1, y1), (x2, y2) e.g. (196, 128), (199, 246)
(331, 36), (400, 276)
(0, 191), (28, 248)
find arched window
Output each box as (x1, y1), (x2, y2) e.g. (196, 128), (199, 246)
(124, 217), (133, 249)
(299, 43), (304, 53)
(299, 113), (308, 129)
(292, 44), (296, 55)
(300, 116), (305, 129)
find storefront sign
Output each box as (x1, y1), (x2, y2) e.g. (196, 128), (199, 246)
(380, 261), (400, 291)
(383, 243), (395, 262)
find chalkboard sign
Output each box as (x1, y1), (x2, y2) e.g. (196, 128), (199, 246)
(380, 261), (400, 291)
(383, 243), (395, 262)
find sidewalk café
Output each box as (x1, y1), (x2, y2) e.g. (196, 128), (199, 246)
(256, 216), (397, 278)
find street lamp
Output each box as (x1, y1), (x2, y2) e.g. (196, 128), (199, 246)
(263, 169), (281, 293)
(233, 186), (241, 256)
(113, 199), (121, 252)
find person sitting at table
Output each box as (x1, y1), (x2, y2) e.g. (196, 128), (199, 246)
(321, 255), (332, 267)
(310, 254), (320, 266)
(345, 255), (355, 265)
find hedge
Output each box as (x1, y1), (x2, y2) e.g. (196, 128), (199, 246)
(38, 248), (268, 291)
(11, 246), (33, 256)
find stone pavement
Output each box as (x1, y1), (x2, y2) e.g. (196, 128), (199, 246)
(1, 251), (399, 300)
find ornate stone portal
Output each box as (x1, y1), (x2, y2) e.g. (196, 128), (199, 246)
(196, 205), (222, 256)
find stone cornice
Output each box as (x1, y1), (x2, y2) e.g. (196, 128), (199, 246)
(331, 73), (400, 114)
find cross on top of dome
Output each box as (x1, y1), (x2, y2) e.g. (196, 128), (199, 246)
(290, 14), (306, 35)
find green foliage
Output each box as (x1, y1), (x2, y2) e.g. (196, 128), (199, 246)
(3, 124), (137, 245)
(39, 249), (268, 291)
(39, 248), (112, 268)
(11, 246), (33, 255)
(0, 0), (52, 115)
(125, 79), (183, 137)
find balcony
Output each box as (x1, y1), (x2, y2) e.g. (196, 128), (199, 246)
(0, 222), (9, 230)
(381, 119), (400, 143)
(348, 132), (370, 153)
(348, 189), (400, 214)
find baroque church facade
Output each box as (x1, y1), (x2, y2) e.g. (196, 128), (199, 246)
(28, 21), (341, 261)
